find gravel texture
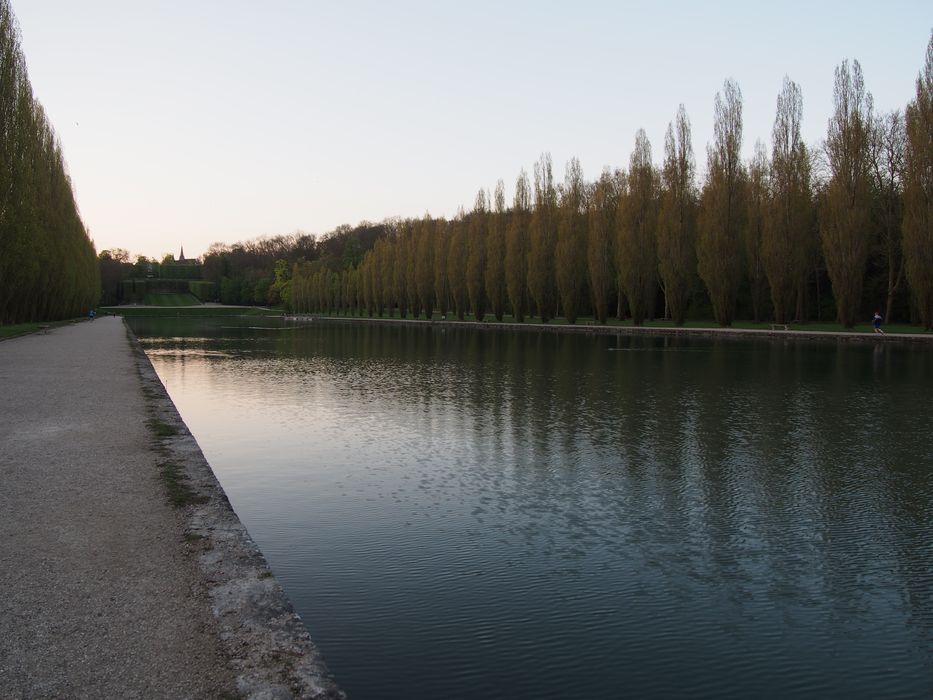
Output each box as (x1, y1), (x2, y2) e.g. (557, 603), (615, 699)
(0, 317), (344, 699)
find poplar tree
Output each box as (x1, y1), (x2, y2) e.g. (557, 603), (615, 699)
(698, 79), (747, 326)
(820, 60), (873, 327)
(399, 222), (415, 317)
(0, 0), (98, 323)
(764, 77), (813, 323)
(505, 170), (531, 321)
(447, 215), (468, 320)
(745, 141), (769, 322)
(903, 33), (933, 328)
(415, 214), (435, 319)
(657, 105), (697, 325)
(485, 180), (507, 321)
(360, 255), (373, 315)
(433, 219), (450, 316)
(868, 110), (906, 322)
(556, 158), (587, 323)
(617, 130), (659, 325)
(466, 189), (488, 321)
(387, 230), (404, 316)
(587, 170), (621, 324)
(528, 153), (558, 321)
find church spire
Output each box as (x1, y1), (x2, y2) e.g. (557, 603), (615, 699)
(178, 245), (185, 262)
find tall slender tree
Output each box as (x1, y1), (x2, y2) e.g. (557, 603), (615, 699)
(433, 218), (450, 317)
(447, 213), (468, 320)
(657, 105), (697, 325)
(587, 169), (621, 324)
(466, 189), (488, 321)
(698, 79), (747, 326)
(617, 130), (660, 325)
(0, 0), (98, 323)
(903, 32), (933, 328)
(763, 77), (813, 323)
(415, 214), (435, 319)
(820, 60), (874, 327)
(528, 153), (558, 321)
(746, 141), (770, 322)
(485, 180), (507, 321)
(868, 110), (906, 322)
(505, 170), (531, 321)
(556, 158), (587, 323)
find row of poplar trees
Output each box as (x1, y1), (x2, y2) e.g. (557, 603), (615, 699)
(0, 0), (99, 324)
(292, 33), (933, 329)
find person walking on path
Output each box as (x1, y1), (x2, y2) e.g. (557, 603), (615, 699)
(873, 310), (885, 334)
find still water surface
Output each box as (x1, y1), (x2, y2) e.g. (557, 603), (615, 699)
(130, 318), (933, 699)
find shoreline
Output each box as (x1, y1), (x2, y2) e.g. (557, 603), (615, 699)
(284, 314), (933, 345)
(126, 323), (346, 699)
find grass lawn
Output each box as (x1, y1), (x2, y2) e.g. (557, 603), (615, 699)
(142, 293), (201, 306)
(0, 318), (81, 339)
(102, 305), (272, 317)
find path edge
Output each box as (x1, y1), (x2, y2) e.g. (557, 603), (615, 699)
(125, 322), (346, 700)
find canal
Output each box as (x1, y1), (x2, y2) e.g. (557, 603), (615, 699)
(129, 317), (933, 699)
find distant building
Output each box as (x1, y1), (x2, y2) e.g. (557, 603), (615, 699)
(177, 246), (186, 263)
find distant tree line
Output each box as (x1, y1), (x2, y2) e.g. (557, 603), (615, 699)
(0, 0), (98, 324)
(199, 225), (386, 306)
(288, 34), (933, 329)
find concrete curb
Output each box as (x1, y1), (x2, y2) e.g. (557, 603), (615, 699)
(286, 314), (933, 344)
(126, 323), (346, 700)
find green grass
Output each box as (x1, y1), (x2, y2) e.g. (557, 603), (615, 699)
(142, 292), (201, 306)
(147, 418), (178, 437)
(0, 318), (83, 339)
(158, 461), (209, 508)
(102, 305), (271, 317)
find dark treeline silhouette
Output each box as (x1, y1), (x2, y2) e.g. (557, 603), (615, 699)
(198, 224), (387, 306)
(0, 0), (98, 324)
(288, 34), (933, 329)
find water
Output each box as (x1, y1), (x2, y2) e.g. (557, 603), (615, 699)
(129, 317), (933, 699)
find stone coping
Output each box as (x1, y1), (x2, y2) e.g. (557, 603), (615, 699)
(286, 315), (933, 344)
(127, 324), (346, 699)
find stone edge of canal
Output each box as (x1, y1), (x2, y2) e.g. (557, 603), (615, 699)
(286, 314), (933, 344)
(126, 323), (347, 700)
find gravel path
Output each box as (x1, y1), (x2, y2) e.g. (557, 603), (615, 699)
(0, 318), (248, 698)
(0, 318), (238, 698)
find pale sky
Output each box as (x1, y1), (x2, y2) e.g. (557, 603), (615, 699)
(12, 0), (931, 260)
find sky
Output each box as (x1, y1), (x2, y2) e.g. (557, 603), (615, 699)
(12, 0), (932, 260)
